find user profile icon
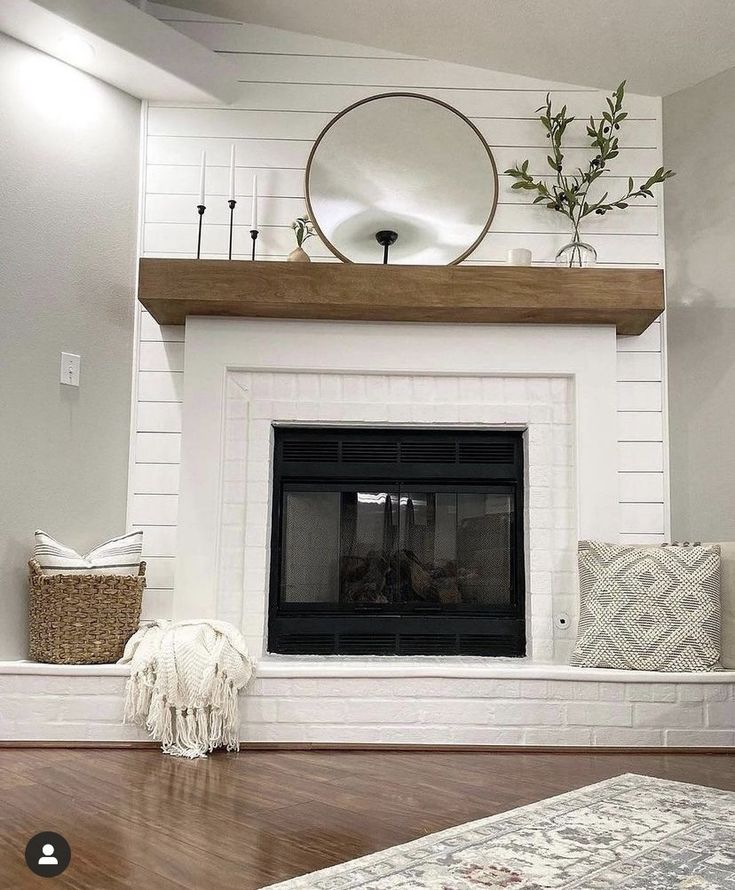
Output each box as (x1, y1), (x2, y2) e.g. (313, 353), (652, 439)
(25, 831), (71, 877)
(39, 843), (59, 865)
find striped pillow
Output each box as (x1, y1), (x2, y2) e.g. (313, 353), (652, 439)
(33, 529), (143, 576)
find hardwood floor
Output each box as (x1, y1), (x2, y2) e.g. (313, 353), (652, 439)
(0, 749), (733, 889)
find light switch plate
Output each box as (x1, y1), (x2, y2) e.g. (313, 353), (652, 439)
(60, 352), (80, 387)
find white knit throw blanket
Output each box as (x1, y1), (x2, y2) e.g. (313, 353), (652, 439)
(119, 619), (254, 758)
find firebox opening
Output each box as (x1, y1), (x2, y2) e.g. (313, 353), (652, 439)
(268, 427), (526, 656)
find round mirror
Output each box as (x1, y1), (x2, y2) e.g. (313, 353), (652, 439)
(305, 93), (498, 265)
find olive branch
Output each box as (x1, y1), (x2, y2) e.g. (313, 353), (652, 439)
(505, 81), (674, 240)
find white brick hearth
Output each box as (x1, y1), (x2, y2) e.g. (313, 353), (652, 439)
(1, 662), (733, 746)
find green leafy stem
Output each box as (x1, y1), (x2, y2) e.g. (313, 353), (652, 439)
(505, 81), (674, 239)
(292, 215), (316, 247)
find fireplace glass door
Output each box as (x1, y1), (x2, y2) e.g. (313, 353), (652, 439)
(270, 428), (525, 656)
(280, 487), (513, 610)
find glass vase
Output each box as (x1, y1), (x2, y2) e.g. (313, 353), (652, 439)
(555, 235), (597, 268)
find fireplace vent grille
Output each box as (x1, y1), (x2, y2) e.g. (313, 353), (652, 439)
(459, 634), (520, 656)
(341, 441), (398, 462)
(399, 442), (456, 463)
(399, 634), (455, 655)
(281, 440), (339, 462)
(271, 632), (523, 657)
(274, 634), (334, 654)
(339, 634), (395, 654)
(279, 435), (516, 467)
(458, 441), (516, 464)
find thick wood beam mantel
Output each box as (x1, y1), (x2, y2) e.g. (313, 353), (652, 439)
(138, 259), (664, 336)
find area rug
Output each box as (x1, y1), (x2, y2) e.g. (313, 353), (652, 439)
(264, 774), (735, 889)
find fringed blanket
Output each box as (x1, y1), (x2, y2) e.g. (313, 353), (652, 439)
(119, 619), (254, 758)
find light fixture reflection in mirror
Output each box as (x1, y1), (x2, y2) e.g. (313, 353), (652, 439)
(375, 230), (398, 264)
(305, 93), (498, 265)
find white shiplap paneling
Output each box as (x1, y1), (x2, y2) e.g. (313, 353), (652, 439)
(131, 5), (669, 614)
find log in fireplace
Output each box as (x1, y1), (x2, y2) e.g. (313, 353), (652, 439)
(268, 427), (525, 656)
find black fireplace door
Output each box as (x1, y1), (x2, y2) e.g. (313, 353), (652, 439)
(269, 428), (525, 656)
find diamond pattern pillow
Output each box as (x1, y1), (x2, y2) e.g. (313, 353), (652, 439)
(572, 541), (721, 672)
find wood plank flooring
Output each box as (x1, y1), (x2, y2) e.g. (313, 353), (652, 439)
(0, 749), (733, 889)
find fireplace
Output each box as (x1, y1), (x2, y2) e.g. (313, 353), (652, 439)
(174, 318), (618, 670)
(268, 427), (526, 656)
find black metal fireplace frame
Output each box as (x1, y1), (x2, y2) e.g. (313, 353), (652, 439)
(267, 427), (526, 657)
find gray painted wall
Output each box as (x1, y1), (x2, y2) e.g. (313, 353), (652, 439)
(0, 34), (140, 658)
(664, 66), (735, 540)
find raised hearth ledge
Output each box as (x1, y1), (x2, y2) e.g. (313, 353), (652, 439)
(0, 661), (130, 676)
(2, 660), (733, 684)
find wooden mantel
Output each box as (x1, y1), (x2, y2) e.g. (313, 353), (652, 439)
(138, 259), (664, 336)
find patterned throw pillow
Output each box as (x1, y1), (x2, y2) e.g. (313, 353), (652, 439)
(33, 529), (144, 576)
(572, 541), (721, 672)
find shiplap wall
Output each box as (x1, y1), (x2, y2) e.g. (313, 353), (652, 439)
(131, 3), (668, 618)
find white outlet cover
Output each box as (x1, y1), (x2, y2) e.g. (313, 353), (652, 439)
(60, 352), (80, 387)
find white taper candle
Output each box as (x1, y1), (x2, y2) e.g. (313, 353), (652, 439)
(251, 174), (258, 229)
(228, 145), (236, 201)
(198, 150), (206, 206)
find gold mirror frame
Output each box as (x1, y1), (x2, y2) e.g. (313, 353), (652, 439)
(304, 92), (499, 265)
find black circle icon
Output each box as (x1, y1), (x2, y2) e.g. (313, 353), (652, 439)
(25, 832), (71, 878)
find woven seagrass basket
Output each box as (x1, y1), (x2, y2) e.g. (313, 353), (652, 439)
(28, 559), (145, 664)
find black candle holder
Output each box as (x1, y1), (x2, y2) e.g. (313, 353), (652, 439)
(227, 199), (237, 260)
(250, 229), (259, 261)
(196, 204), (206, 259)
(376, 229), (398, 264)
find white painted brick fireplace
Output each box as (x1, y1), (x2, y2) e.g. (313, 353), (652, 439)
(220, 370), (573, 662)
(173, 318), (620, 646)
(2, 315), (733, 745)
(156, 315), (731, 747)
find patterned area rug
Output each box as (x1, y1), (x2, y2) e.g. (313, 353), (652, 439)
(264, 774), (735, 889)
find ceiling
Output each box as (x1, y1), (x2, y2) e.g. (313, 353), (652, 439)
(0, 0), (239, 102)
(163, 0), (735, 96)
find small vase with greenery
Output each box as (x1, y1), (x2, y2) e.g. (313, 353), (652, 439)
(506, 81), (674, 267)
(289, 215), (316, 262)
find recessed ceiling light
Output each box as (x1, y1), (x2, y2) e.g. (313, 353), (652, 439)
(56, 34), (96, 68)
